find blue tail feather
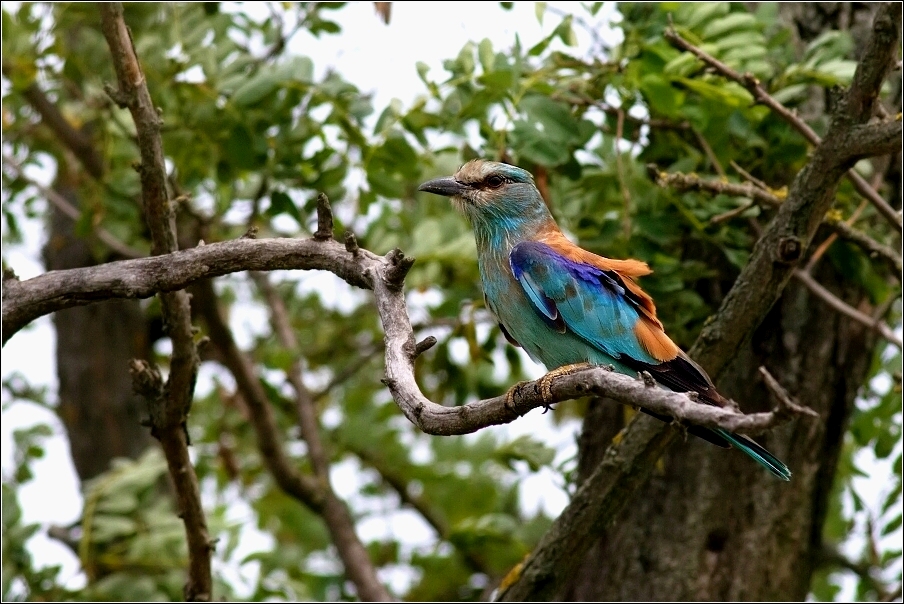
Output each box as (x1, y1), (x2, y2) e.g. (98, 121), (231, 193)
(716, 429), (791, 481)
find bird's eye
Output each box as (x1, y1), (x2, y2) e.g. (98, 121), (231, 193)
(485, 174), (505, 189)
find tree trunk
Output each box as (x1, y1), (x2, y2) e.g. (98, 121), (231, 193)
(562, 255), (875, 600)
(43, 179), (153, 482)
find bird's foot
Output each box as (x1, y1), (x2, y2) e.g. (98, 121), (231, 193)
(505, 363), (596, 414)
(536, 362), (596, 412)
(504, 380), (534, 414)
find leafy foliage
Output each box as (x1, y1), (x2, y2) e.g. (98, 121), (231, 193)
(1, 2), (899, 601)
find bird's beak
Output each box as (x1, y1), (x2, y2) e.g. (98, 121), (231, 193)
(417, 176), (470, 198)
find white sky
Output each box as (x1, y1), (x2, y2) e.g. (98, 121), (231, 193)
(1, 2), (898, 600)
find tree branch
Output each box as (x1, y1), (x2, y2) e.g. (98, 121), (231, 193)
(351, 443), (495, 577)
(651, 167), (901, 277)
(664, 7), (903, 231)
(250, 272), (391, 602)
(1, 231), (814, 436)
(817, 543), (901, 601)
(826, 217), (902, 275)
(193, 280), (324, 507)
(845, 119), (904, 161)
(98, 4), (208, 600)
(793, 270), (902, 349)
(1, 237), (373, 345)
(648, 166), (783, 207)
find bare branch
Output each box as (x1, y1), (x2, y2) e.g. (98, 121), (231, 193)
(313, 192), (334, 241)
(197, 275), (391, 601)
(806, 198), (870, 271)
(98, 4), (208, 599)
(758, 367), (820, 420)
(649, 166), (783, 207)
(664, 8), (903, 232)
(4, 229), (814, 435)
(193, 280), (324, 507)
(652, 167), (901, 277)
(794, 270), (902, 349)
(848, 170), (901, 228)
(826, 217), (902, 276)
(2, 237), (374, 345)
(817, 543), (901, 601)
(692, 127), (726, 178)
(730, 160), (770, 191)
(250, 272), (391, 600)
(710, 199), (757, 225)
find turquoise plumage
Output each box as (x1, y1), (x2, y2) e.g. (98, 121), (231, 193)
(419, 159), (791, 481)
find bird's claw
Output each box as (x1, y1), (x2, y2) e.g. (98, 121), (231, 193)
(537, 362), (595, 412)
(506, 363), (595, 414)
(504, 380), (534, 414)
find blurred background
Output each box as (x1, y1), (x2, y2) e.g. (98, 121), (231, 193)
(2, 2), (901, 601)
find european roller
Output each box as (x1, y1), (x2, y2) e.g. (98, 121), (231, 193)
(418, 159), (791, 481)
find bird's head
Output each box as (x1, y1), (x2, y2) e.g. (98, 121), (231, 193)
(418, 160), (551, 236)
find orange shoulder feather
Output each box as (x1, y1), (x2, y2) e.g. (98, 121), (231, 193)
(538, 230), (679, 361)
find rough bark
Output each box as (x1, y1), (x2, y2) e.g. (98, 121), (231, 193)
(562, 258), (875, 600)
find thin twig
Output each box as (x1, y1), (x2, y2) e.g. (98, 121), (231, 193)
(729, 160), (770, 191)
(312, 346), (383, 402)
(794, 270), (902, 349)
(198, 274), (391, 602)
(692, 127), (726, 178)
(649, 167), (782, 207)
(653, 167), (901, 277)
(826, 217), (902, 276)
(758, 367), (820, 420)
(2, 154), (144, 259)
(710, 199), (758, 225)
(817, 543), (900, 601)
(805, 166), (893, 272)
(350, 444), (493, 576)
(805, 199), (869, 271)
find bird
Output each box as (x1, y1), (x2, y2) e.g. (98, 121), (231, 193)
(418, 159), (791, 481)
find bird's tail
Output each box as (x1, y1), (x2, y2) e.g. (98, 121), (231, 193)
(716, 429), (791, 481)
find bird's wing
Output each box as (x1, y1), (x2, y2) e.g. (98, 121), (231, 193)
(509, 240), (727, 407)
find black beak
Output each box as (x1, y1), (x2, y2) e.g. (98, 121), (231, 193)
(417, 176), (471, 197)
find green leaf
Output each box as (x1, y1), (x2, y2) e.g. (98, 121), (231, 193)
(535, 2), (546, 24)
(478, 38), (494, 73)
(267, 191), (302, 224)
(640, 74), (685, 116)
(882, 513), (902, 536)
(663, 52), (700, 77)
(675, 77), (754, 107)
(771, 84), (809, 104)
(232, 70), (280, 107)
(495, 435), (556, 471)
(680, 2), (730, 31)
(701, 13), (757, 40)
(224, 126), (266, 170)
